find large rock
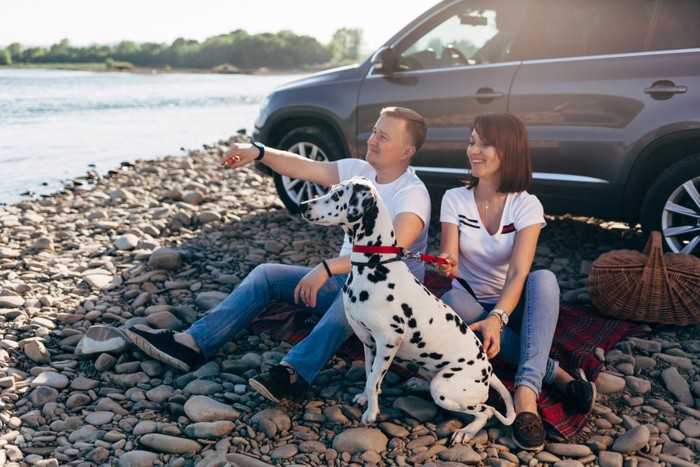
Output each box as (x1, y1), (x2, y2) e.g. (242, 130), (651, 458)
(183, 395), (240, 422)
(117, 451), (160, 467)
(138, 433), (202, 453)
(148, 247), (183, 270)
(611, 424), (650, 454)
(332, 427), (388, 454)
(195, 291), (229, 311)
(75, 325), (131, 356)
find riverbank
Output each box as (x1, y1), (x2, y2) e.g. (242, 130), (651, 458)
(0, 63), (329, 75)
(0, 138), (698, 466)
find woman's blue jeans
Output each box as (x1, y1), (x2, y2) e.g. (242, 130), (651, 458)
(186, 263), (351, 384)
(440, 270), (560, 397)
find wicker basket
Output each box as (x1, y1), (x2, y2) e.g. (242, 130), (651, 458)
(588, 231), (700, 325)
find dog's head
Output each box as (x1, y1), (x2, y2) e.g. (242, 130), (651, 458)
(300, 176), (378, 228)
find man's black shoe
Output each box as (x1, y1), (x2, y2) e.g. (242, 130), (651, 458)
(249, 364), (308, 403)
(564, 368), (596, 414)
(511, 411), (546, 451)
(124, 326), (204, 372)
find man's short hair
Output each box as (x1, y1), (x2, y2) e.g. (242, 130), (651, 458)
(380, 107), (427, 152)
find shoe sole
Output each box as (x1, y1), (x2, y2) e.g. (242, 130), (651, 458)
(248, 378), (280, 404)
(511, 433), (545, 452)
(124, 328), (191, 372)
(575, 368), (597, 414)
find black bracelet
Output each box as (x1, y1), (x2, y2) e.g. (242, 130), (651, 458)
(321, 260), (332, 278)
(252, 141), (265, 161)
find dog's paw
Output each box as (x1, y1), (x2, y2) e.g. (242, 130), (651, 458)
(361, 409), (378, 425)
(353, 392), (368, 406)
(450, 428), (475, 446)
(405, 377), (430, 393)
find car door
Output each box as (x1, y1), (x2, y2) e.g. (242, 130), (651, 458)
(355, 0), (528, 196)
(508, 0), (664, 219)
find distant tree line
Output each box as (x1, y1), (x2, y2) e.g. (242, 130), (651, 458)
(0, 28), (363, 69)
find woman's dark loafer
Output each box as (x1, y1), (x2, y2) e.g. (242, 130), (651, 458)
(511, 411), (546, 451)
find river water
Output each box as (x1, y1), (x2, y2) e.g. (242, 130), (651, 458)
(0, 69), (304, 205)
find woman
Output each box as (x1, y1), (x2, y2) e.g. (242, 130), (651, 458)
(437, 112), (595, 451)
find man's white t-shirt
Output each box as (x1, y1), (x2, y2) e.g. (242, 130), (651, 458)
(440, 187), (545, 304)
(337, 158), (431, 280)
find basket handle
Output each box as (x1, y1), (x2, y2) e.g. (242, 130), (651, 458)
(639, 231), (670, 288)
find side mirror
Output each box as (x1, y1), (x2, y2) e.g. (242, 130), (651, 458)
(370, 46), (395, 75)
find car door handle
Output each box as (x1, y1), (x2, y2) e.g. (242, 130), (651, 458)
(644, 81), (687, 100)
(644, 86), (687, 95)
(471, 88), (504, 104)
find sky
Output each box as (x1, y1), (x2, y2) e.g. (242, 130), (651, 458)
(0, 0), (437, 54)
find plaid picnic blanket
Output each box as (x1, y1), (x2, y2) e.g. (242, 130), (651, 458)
(249, 272), (645, 439)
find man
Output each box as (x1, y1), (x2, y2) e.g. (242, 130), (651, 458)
(125, 107), (431, 402)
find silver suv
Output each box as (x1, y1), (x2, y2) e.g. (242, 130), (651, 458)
(254, 0), (700, 254)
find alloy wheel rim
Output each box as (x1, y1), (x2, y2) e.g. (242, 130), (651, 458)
(282, 141), (331, 205)
(661, 175), (700, 255)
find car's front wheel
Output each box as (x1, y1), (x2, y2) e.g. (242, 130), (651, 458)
(273, 127), (344, 213)
(640, 154), (700, 255)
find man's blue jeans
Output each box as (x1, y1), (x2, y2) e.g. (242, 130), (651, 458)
(440, 270), (561, 397)
(186, 263), (351, 384)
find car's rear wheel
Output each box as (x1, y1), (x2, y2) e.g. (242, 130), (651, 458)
(273, 127), (344, 213)
(640, 155), (700, 255)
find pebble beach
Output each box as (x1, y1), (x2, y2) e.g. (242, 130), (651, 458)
(0, 136), (699, 467)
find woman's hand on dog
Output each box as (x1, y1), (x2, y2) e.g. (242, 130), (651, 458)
(469, 316), (502, 359)
(295, 266), (330, 307)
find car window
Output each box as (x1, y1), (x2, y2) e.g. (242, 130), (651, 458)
(648, 0), (700, 51)
(528, 0), (656, 59)
(396, 0), (526, 71)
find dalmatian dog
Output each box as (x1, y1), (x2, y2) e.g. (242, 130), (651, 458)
(300, 176), (515, 444)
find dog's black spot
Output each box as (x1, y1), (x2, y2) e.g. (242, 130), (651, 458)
(410, 331), (422, 345)
(429, 318), (433, 325)
(407, 318), (417, 328)
(467, 360), (475, 365)
(384, 356), (390, 361)
(387, 295), (394, 302)
(429, 353), (443, 360)
(401, 304), (413, 318)
(459, 322), (468, 334)
(367, 264), (390, 283)
(450, 367), (463, 372)
(436, 361), (450, 369)
(420, 352), (428, 358)
(386, 344), (395, 349)
(458, 358), (465, 362)
(476, 349), (485, 360)
(359, 291), (369, 302)
(445, 313), (454, 321)
(392, 315), (402, 324)
(388, 283), (395, 289)
(443, 373), (454, 379)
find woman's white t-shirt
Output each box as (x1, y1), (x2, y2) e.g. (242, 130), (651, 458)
(337, 158), (431, 280)
(440, 186), (545, 304)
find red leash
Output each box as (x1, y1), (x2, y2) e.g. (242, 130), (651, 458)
(352, 245), (449, 265)
(352, 245), (477, 299)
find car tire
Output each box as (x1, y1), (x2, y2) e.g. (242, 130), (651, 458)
(640, 154), (700, 255)
(273, 127), (344, 213)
